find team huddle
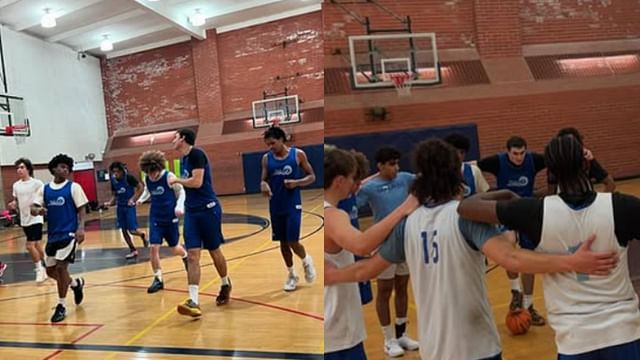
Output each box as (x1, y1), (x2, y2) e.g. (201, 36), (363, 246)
(6, 127), (316, 323)
(324, 128), (640, 360)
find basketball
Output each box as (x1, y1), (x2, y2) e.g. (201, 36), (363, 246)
(505, 308), (532, 335)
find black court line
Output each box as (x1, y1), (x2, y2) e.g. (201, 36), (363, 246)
(0, 341), (322, 359)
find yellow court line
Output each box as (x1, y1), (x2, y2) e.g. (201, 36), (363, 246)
(104, 202), (324, 359)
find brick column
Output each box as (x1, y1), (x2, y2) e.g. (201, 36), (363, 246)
(191, 29), (224, 124)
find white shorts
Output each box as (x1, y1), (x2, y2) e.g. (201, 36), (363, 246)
(377, 262), (410, 280)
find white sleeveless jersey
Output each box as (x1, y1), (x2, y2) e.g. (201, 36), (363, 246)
(323, 201), (366, 353)
(403, 200), (501, 360)
(539, 193), (640, 354)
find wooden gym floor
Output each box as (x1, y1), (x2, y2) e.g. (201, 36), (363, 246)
(0, 189), (324, 360)
(360, 180), (640, 360)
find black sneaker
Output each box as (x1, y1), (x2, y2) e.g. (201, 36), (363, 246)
(147, 277), (164, 294)
(528, 305), (546, 326)
(71, 277), (85, 305)
(182, 257), (188, 271)
(509, 290), (523, 312)
(51, 304), (66, 323)
(216, 280), (232, 306)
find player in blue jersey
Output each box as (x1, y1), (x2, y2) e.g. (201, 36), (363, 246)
(31, 154), (87, 323)
(172, 128), (231, 317)
(137, 151), (189, 294)
(444, 133), (489, 198)
(261, 126), (317, 291)
(478, 136), (547, 325)
(104, 161), (147, 259)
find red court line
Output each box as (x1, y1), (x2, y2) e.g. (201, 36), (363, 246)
(107, 284), (324, 321)
(42, 324), (104, 360)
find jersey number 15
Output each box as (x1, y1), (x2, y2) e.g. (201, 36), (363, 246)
(421, 230), (439, 264)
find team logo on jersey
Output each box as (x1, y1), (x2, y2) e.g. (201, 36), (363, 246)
(116, 187), (126, 194)
(182, 169), (190, 178)
(462, 184), (472, 197)
(273, 165), (293, 176)
(151, 186), (165, 196)
(507, 176), (529, 187)
(48, 196), (66, 206)
(350, 205), (358, 220)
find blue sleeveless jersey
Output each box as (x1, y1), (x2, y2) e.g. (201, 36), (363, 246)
(111, 174), (135, 206)
(146, 171), (177, 224)
(267, 147), (302, 215)
(337, 194), (359, 228)
(462, 163), (476, 198)
(497, 152), (535, 197)
(181, 147), (218, 211)
(44, 181), (78, 243)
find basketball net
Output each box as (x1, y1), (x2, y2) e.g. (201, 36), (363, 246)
(7, 125), (28, 145)
(270, 117), (282, 128)
(389, 73), (413, 97)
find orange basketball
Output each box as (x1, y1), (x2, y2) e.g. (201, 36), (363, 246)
(505, 308), (532, 335)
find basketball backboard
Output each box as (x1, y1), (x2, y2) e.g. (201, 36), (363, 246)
(252, 94), (301, 128)
(349, 32), (440, 89)
(0, 94), (30, 137)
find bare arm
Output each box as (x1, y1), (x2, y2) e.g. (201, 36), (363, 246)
(175, 168), (204, 188)
(260, 154), (272, 197)
(602, 175), (616, 192)
(457, 189), (519, 224)
(137, 185), (151, 204)
(325, 254), (392, 285)
(482, 234), (617, 275)
(130, 181), (144, 205)
(76, 205), (86, 243)
(285, 150), (316, 189)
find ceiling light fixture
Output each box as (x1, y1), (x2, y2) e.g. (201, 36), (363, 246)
(100, 35), (113, 52)
(189, 9), (205, 27)
(41, 8), (56, 28)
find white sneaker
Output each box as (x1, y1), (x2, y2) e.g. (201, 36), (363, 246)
(303, 258), (316, 283)
(398, 334), (419, 351)
(283, 273), (298, 291)
(384, 338), (405, 357)
(36, 267), (47, 283)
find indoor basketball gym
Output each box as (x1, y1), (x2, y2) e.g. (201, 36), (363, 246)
(0, 1), (323, 359)
(324, 1), (640, 359)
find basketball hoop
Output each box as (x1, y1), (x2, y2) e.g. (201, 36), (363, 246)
(7, 125), (29, 145)
(389, 73), (413, 97)
(270, 117), (282, 128)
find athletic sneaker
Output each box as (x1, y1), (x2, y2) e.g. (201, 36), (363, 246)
(36, 267), (47, 283)
(71, 277), (85, 305)
(509, 289), (523, 312)
(147, 277), (164, 294)
(528, 305), (546, 326)
(398, 335), (419, 351)
(51, 304), (66, 323)
(283, 273), (298, 292)
(0, 263), (7, 277)
(177, 299), (201, 317)
(303, 258), (316, 283)
(216, 280), (232, 305)
(125, 250), (138, 259)
(384, 338), (405, 357)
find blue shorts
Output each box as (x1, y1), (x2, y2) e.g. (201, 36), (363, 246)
(558, 339), (640, 360)
(117, 206), (138, 231)
(184, 206), (224, 250)
(271, 211), (301, 242)
(355, 255), (373, 305)
(149, 219), (180, 247)
(325, 342), (367, 360)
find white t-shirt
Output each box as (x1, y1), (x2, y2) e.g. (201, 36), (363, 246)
(34, 180), (89, 209)
(12, 178), (44, 226)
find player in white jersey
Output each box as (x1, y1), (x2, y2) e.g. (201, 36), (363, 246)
(324, 146), (418, 360)
(326, 139), (617, 360)
(459, 134), (640, 359)
(8, 158), (46, 282)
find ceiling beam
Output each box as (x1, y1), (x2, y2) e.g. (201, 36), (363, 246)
(131, 0), (205, 40)
(12, 0), (104, 31)
(77, 23), (173, 52)
(47, 9), (146, 43)
(106, 35), (191, 59)
(216, 3), (322, 33)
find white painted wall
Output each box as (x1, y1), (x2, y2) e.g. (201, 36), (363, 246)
(0, 25), (108, 166)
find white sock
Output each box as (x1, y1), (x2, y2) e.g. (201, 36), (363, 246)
(302, 255), (312, 266)
(188, 285), (199, 304)
(382, 325), (394, 341)
(287, 266), (295, 276)
(395, 317), (407, 326)
(510, 277), (522, 292)
(58, 298), (66, 306)
(35, 261), (44, 271)
(221, 276), (230, 286)
(154, 270), (162, 282)
(523, 294), (533, 309)
(70, 278), (78, 287)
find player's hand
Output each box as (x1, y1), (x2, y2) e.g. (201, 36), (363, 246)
(583, 148), (594, 161)
(324, 260), (339, 286)
(284, 179), (298, 189)
(75, 229), (85, 244)
(175, 208), (184, 217)
(7, 200), (16, 210)
(570, 234), (618, 275)
(128, 199), (136, 207)
(260, 182), (272, 198)
(399, 194), (420, 216)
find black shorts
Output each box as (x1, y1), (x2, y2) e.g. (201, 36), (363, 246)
(23, 223), (43, 241)
(45, 239), (76, 266)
